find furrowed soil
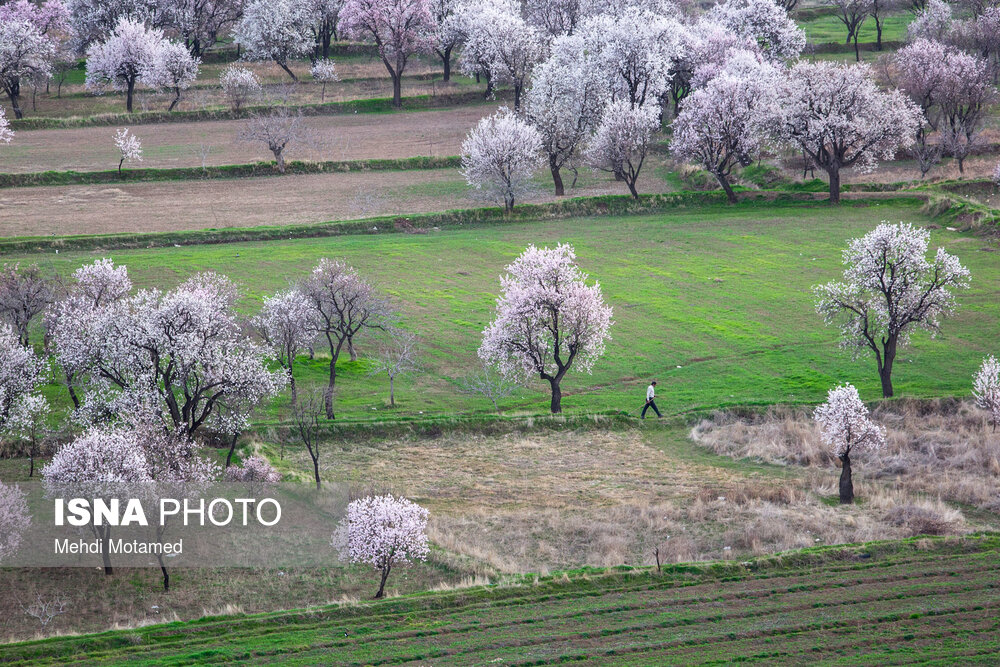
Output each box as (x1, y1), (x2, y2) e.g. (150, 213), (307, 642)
(2, 535), (998, 665)
(0, 107), (493, 173)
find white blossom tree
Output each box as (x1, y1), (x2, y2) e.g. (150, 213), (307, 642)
(0, 481), (30, 565)
(369, 328), (418, 407)
(165, 0), (245, 57)
(235, 0), (314, 81)
(341, 0), (434, 108)
(936, 49), (996, 175)
(709, 0), (805, 62)
(300, 259), (391, 419)
(85, 17), (167, 113)
(459, 4), (544, 110)
(429, 0), (460, 81)
(460, 107), (543, 212)
(113, 127), (142, 173)
(310, 58), (338, 101)
(578, 5), (679, 109)
(815, 222), (971, 398)
(524, 0), (585, 36)
(332, 494), (429, 598)
(525, 34), (607, 196)
(67, 0), (160, 50)
(224, 454), (281, 496)
(585, 101), (659, 200)
(973, 356), (1000, 432)
(309, 0), (345, 60)
(0, 16), (55, 119)
(814, 383), (885, 504)
(219, 64), (262, 111)
(146, 40), (200, 110)
(671, 52), (779, 203)
(906, 0), (952, 41)
(0, 107), (12, 143)
(252, 288), (314, 404)
(777, 61), (922, 203)
(479, 244), (613, 413)
(0, 323), (47, 442)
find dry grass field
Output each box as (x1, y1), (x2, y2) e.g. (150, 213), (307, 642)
(0, 107), (493, 173)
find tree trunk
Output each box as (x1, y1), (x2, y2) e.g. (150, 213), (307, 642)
(626, 178), (639, 200)
(100, 528), (113, 575)
(828, 166), (841, 204)
(325, 358), (337, 419)
(347, 337), (357, 362)
(29, 453), (34, 478)
(716, 173), (737, 204)
(442, 48), (452, 82)
(957, 155), (966, 174)
(389, 375), (395, 407)
(853, 34), (861, 62)
(126, 78), (135, 113)
(168, 87), (181, 111)
(875, 17), (883, 50)
(119, 158), (125, 175)
(550, 159), (564, 196)
(157, 555), (170, 591)
(322, 35), (331, 60)
(513, 84), (522, 111)
(225, 433), (239, 468)
(392, 74), (402, 109)
(311, 453), (321, 490)
(274, 149), (286, 173)
(7, 80), (23, 119)
(548, 377), (562, 414)
(288, 363), (298, 406)
(879, 338), (896, 398)
(278, 62), (299, 82)
(839, 452), (854, 504)
(375, 564), (391, 598)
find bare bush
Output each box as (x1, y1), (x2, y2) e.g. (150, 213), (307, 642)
(19, 593), (69, 629)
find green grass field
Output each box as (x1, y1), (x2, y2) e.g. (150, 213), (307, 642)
(11, 199), (998, 421)
(3, 535), (999, 665)
(799, 12), (912, 45)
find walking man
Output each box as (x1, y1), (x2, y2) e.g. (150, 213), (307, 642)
(642, 381), (661, 419)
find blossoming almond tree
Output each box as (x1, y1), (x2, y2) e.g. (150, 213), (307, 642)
(0, 480), (30, 565)
(479, 244), (613, 414)
(85, 17), (167, 113)
(235, 0), (314, 81)
(460, 107), (543, 212)
(708, 0), (805, 62)
(341, 0), (434, 108)
(671, 51), (780, 203)
(461, 4), (545, 111)
(973, 356), (1000, 432)
(815, 222), (970, 398)
(113, 127), (142, 174)
(777, 61), (922, 204)
(219, 64), (262, 111)
(0, 15), (55, 119)
(0, 107), (12, 143)
(0, 262), (56, 347)
(0, 322), (48, 443)
(224, 454), (281, 497)
(146, 40), (200, 111)
(333, 494), (429, 598)
(252, 288), (315, 405)
(310, 58), (338, 102)
(814, 383), (885, 504)
(585, 101), (659, 200)
(526, 34), (608, 196)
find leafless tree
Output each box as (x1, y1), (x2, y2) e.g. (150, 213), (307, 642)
(293, 389), (325, 490)
(19, 593), (69, 629)
(0, 263), (57, 347)
(369, 329), (419, 407)
(238, 106), (308, 173)
(458, 361), (520, 414)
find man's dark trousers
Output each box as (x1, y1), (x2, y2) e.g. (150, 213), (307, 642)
(642, 400), (661, 418)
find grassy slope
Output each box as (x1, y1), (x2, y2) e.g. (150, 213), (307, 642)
(3, 535), (999, 665)
(12, 199), (999, 421)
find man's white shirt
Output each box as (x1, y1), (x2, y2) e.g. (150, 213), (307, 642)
(646, 385), (655, 401)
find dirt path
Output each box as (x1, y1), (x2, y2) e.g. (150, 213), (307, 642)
(0, 107), (494, 174)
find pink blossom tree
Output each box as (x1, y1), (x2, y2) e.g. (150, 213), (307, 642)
(146, 40), (200, 111)
(814, 383), (885, 504)
(333, 494), (429, 598)
(300, 259), (391, 419)
(906, 0), (952, 42)
(777, 62), (922, 203)
(0, 15), (55, 119)
(224, 454), (281, 496)
(252, 288), (315, 405)
(585, 101), (660, 199)
(891, 39), (949, 177)
(0, 323), (48, 448)
(709, 0), (805, 62)
(340, 0), (434, 108)
(0, 481), (30, 564)
(671, 51), (779, 203)
(973, 356), (1000, 432)
(667, 19), (752, 114)
(479, 244), (613, 414)
(235, 0), (314, 81)
(43, 428), (153, 574)
(525, 34), (608, 196)
(85, 17), (167, 112)
(936, 49), (996, 175)
(815, 222), (970, 398)
(460, 107), (543, 212)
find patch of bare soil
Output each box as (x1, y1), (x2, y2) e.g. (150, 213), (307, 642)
(0, 107), (494, 173)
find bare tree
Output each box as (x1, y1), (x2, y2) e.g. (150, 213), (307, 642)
(0, 263), (56, 347)
(238, 106), (308, 173)
(458, 361), (520, 414)
(293, 389), (325, 489)
(368, 329), (419, 407)
(19, 593), (69, 629)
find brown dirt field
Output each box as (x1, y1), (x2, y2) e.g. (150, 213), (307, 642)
(0, 107), (494, 173)
(0, 167), (671, 238)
